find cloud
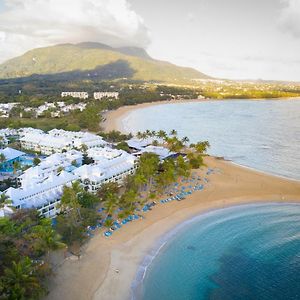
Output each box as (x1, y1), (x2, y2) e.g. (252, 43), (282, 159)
(0, 0), (150, 63)
(279, 0), (300, 38)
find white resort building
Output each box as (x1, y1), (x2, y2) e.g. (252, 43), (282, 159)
(135, 146), (175, 161)
(93, 92), (119, 100)
(74, 149), (137, 192)
(5, 171), (79, 218)
(61, 92), (89, 99)
(18, 150), (82, 187)
(20, 129), (107, 155)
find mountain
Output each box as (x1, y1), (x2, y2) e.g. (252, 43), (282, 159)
(0, 42), (210, 83)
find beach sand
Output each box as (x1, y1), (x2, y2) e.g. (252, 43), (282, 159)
(47, 101), (300, 300)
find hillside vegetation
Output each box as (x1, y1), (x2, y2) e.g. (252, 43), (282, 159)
(0, 43), (210, 83)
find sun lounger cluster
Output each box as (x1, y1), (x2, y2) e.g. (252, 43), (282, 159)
(103, 213), (144, 237)
(94, 169), (217, 238)
(160, 184), (204, 204)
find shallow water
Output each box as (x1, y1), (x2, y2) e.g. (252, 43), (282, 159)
(122, 99), (300, 180)
(138, 203), (300, 300)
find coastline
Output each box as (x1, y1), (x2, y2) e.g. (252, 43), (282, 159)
(47, 156), (300, 300)
(46, 100), (300, 300)
(102, 99), (201, 132)
(102, 97), (300, 133)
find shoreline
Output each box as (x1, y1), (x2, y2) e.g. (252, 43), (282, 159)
(131, 201), (300, 299)
(102, 97), (300, 133)
(46, 100), (300, 300)
(47, 156), (300, 300)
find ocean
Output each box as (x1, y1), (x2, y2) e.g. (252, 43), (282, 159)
(136, 203), (300, 300)
(122, 99), (300, 180)
(125, 99), (300, 299)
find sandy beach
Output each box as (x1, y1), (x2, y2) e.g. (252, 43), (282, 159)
(102, 99), (206, 132)
(47, 101), (300, 300)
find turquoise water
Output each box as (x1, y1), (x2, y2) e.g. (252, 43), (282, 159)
(137, 203), (300, 300)
(122, 99), (300, 180)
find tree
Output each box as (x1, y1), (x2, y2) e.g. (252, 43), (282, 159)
(152, 140), (159, 146)
(57, 166), (64, 173)
(136, 131), (143, 139)
(81, 144), (88, 153)
(157, 130), (167, 140)
(0, 153), (6, 164)
(103, 192), (118, 218)
(170, 129), (177, 136)
(138, 153), (160, 185)
(12, 161), (21, 175)
(82, 153), (94, 165)
(176, 156), (191, 178)
(181, 136), (190, 144)
(193, 141), (210, 154)
(31, 218), (65, 259)
(1, 257), (46, 300)
(121, 189), (138, 211)
(116, 141), (130, 152)
(33, 157), (41, 166)
(0, 193), (13, 209)
(188, 154), (204, 169)
(97, 182), (119, 202)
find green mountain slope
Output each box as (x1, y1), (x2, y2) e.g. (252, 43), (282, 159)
(0, 43), (210, 82)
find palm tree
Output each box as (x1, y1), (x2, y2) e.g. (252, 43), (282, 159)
(104, 192), (118, 218)
(157, 130), (167, 140)
(12, 161), (21, 175)
(182, 136), (190, 144)
(194, 141), (210, 154)
(80, 144), (88, 153)
(122, 189), (138, 210)
(170, 129), (177, 136)
(0, 153), (6, 164)
(0, 193), (13, 209)
(152, 140), (159, 146)
(145, 129), (152, 137)
(33, 218), (65, 260)
(134, 173), (147, 192)
(136, 131), (143, 139)
(2, 257), (45, 299)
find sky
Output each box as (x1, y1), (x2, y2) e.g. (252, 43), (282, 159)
(0, 0), (299, 81)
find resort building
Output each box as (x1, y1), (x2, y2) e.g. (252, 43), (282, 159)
(20, 133), (71, 155)
(20, 129), (107, 155)
(0, 147), (26, 170)
(93, 92), (119, 100)
(126, 137), (165, 151)
(18, 150), (83, 187)
(73, 150), (137, 192)
(87, 147), (127, 162)
(135, 146), (176, 161)
(5, 171), (79, 218)
(48, 129), (107, 149)
(61, 92), (89, 99)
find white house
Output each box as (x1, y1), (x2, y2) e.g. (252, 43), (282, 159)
(5, 171), (79, 218)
